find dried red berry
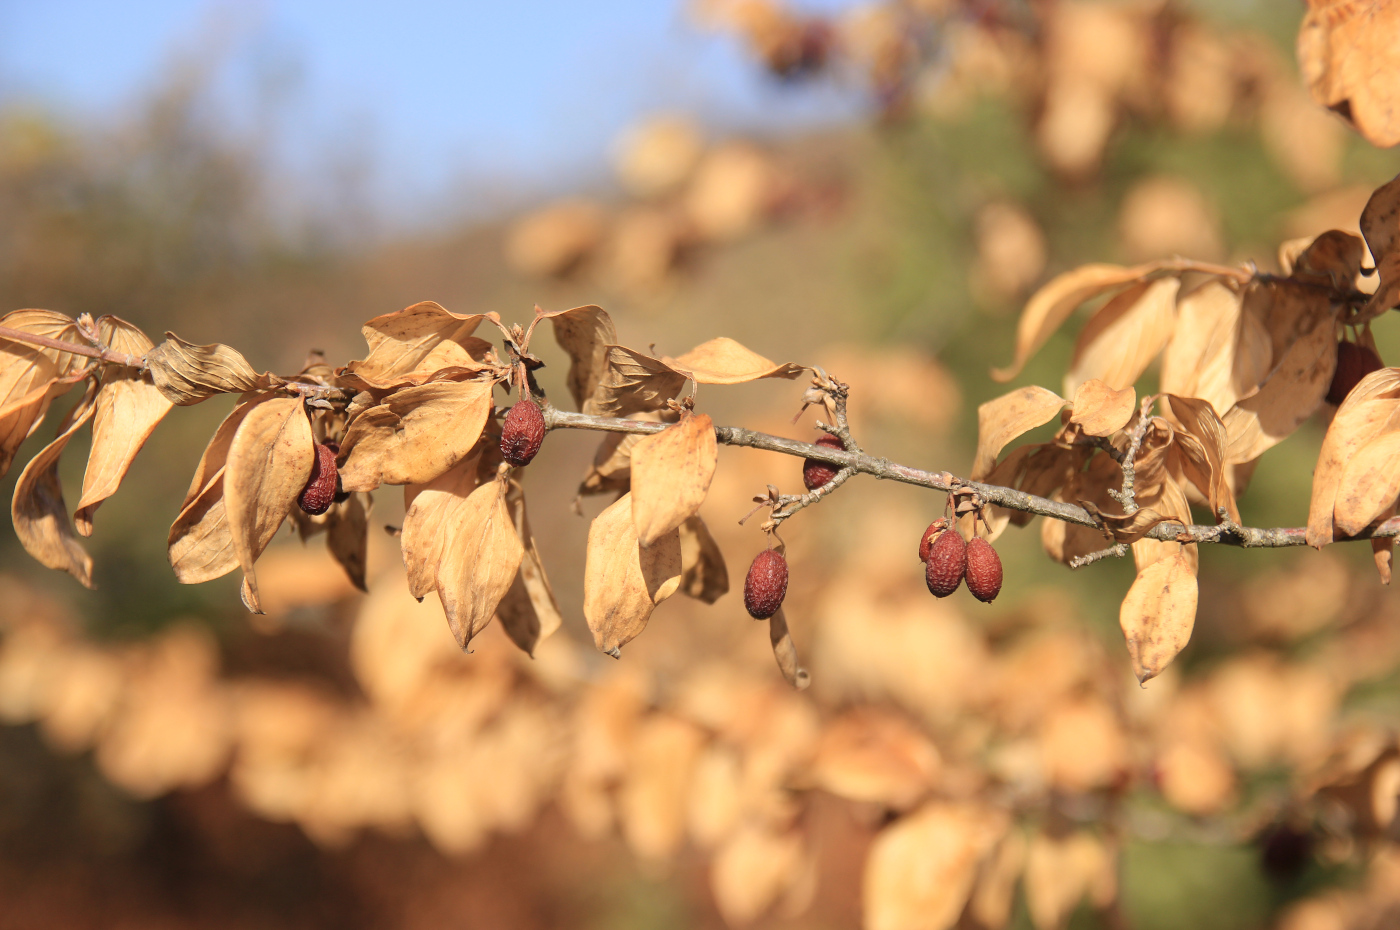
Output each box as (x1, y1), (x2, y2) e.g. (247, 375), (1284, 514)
(298, 442), (339, 515)
(919, 518), (950, 563)
(802, 434), (844, 491)
(925, 529), (966, 598)
(1327, 341), (1384, 406)
(964, 537), (1003, 603)
(744, 549), (788, 619)
(501, 399), (546, 466)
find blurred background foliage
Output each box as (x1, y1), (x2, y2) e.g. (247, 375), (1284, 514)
(1, 2), (1399, 929)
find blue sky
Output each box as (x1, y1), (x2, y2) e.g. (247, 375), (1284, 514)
(0, 1), (861, 225)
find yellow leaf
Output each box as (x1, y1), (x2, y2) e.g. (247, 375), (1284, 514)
(434, 474), (524, 649)
(1068, 380), (1135, 437)
(1119, 549), (1198, 683)
(972, 386), (1066, 480)
(224, 396), (316, 613)
(338, 379), (493, 491)
(11, 383), (98, 587)
(583, 492), (683, 655)
(864, 802), (1009, 930)
(665, 336), (804, 384)
(630, 412), (718, 546)
(1064, 276), (1179, 397)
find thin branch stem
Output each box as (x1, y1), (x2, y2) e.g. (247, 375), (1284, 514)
(0, 324), (144, 369)
(542, 405), (1400, 549)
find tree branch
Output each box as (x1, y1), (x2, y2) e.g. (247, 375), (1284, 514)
(0, 324), (145, 369)
(542, 405), (1400, 549)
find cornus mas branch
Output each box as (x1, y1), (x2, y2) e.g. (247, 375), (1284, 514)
(0, 324), (145, 369)
(544, 406), (1400, 549)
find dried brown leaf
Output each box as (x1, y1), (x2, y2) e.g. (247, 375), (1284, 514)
(327, 493), (370, 592)
(0, 310), (89, 477)
(575, 410), (672, 499)
(1042, 453), (1122, 563)
(809, 708), (938, 808)
(145, 334), (262, 406)
(75, 317), (172, 535)
(972, 386), (1066, 480)
(863, 802), (1009, 930)
(343, 300), (495, 389)
(1299, 3), (1400, 148)
(1307, 367), (1400, 547)
(593, 346), (687, 418)
(400, 453), (483, 599)
(1360, 173), (1400, 319)
(711, 825), (808, 926)
(547, 304), (617, 413)
(630, 412), (718, 546)
(338, 379), (493, 492)
(1069, 380), (1135, 437)
(497, 483), (563, 657)
(1065, 276), (1179, 396)
(1025, 832), (1116, 930)
(1334, 430), (1400, 536)
(435, 474), (524, 650)
(12, 383), (98, 587)
(664, 337), (804, 384)
(1119, 549), (1198, 683)
(970, 831), (1027, 930)
(1167, 394), (1239, 522)
(992, 262), (1160, 383)
(1079, 503), (1175, 545)
(583, 492), (683, 656)
(1160, 280), (1271, 416)
(679, 514), (729, 603)
(769, 607), (810, 691)
(224, 396), (315, 614)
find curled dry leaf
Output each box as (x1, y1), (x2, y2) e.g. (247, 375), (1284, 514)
(664, 336), (805, 384)
(145, 334), (262, 406)
(769, 607), (810, 691)
(1065, 276), (1179, 397)
(1307, 367), (1400, 547)
(1166, 394), (1239, 523)
(679, 514), (729, 603)
(0, 309), (89, 478)
(1119, 548), (1198, 683)
(546, 304), (617, 413)
(342, 300), (495, 389)
(326, 493), (370, 592)
(630, 411), (718, 547)
(1160, 280), (1271, 417)
(12, 383), (98, 587)
(224, 396), (316, 614)
(1068, 380), (1135, 437)
(583, 492), (683, 656)
(1298, 3), (1400, 148)
(337, 379), (493, 492)
(863, 802), (1009, 930)
(75, 317), (172, 536)
(1360, 173), (1400, 320)
(1078, 502), (1175, 545)
(991, 262), (1162, 383)
(434, 473), (524, 650)
(496, 483), (563, 657)
(593, 346), (688, 418)
(972, 386), (1066, 480)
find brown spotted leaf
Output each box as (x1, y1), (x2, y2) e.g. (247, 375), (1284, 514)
(1308, 367), (1400, 547)
(338, 379), (493, 491)
(12, 383), (98, 587)
(145, 334), (262, 406)
(664, 337), (804, 384)
(75, 317), (173, 535)
(497, 482), (563, 657)
(593, 346), (688, 418)
(1159, 280), (1271, 416)
(1064, 277), (1179, 397)
(1069, 380), (1135, 437)
(435, 473), (524, 650)
(1334, 431), (1400, 536)
(0, 310), (90, 478)
(1119, 549), (1198, 683)
(224, 396), (315, 613)
(972, 386), (1066, 480)
(1298, 3), (1400, 148)
(679, 514), (729, 604)
(630, 412), (718, 547)
(342, 300), (495, 389)
(583, 492), (683, 656)
(992, 263), (1161, 383)
(547, 304), (617, 412)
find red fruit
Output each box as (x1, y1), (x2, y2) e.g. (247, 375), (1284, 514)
(1327, 341), (1384, 406)
(919, 518), (950, 563)
(298, 442), (339, 515)
(501, 399), (546, 466)
(964, 537), (1003, 603)
(744, 549), (789, 619)
(802, 434), (844, 491)
(925, 529), (966, 598)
